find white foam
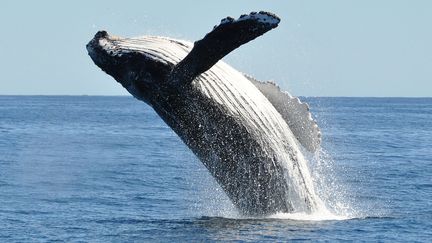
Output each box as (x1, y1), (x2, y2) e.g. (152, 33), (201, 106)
(267, 211), (350, 221)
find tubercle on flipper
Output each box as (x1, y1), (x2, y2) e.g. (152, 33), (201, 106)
(244, 74), (322, 152)
(215, 11), (281, 29)
(264, 79), (320, 129)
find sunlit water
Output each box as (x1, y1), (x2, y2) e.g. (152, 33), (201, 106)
(1, 96), (431, 241)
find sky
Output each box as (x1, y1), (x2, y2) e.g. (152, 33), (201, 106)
(0, 0), (431, 97)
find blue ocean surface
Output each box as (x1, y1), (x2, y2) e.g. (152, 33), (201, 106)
(0, 96), (431, 241)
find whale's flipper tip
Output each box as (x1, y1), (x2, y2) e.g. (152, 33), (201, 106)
(218, 11), (280, 28)
(170, 11), (280, 85)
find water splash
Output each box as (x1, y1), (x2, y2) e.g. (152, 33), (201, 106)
(307, 147), (357, 219)
(189, 145), (357, 221)
(267, 211), (349, 221)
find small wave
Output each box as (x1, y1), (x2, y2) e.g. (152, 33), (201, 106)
(198, 209), (353, 222)
(267, 211), (351, 221)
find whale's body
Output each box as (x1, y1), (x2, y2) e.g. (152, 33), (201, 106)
(87, 12), (323, 215)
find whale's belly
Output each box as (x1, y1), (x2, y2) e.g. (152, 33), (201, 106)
(114, 36), (318, 215)
(196, 61), (297, 148)
(154, 61), (317, 215)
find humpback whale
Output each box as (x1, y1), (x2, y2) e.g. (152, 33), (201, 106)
(87, 11), (323, 216)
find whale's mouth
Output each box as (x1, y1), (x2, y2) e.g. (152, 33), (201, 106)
(86, 31), (120, 51)
(87, 31), (139, 90)
(86, 30), (106, 56)
(86, 31), (174, 97)
(86, 31), (120, 70)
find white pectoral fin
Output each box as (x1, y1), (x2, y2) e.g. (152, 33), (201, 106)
(246, 75), (321, 152)
(169, 11), (280, 86)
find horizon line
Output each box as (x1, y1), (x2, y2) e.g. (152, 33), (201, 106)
(0, 94), (431, 99)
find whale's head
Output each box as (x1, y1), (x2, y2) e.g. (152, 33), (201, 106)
(86, 31), (181, 100)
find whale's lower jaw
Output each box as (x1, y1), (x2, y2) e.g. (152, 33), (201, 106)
(86, 32), (175, 100)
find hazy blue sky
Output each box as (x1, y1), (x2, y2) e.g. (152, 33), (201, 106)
(1, 1), (431, 97)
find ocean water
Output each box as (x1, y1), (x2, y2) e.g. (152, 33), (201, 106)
(0, 96), (431, 242)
